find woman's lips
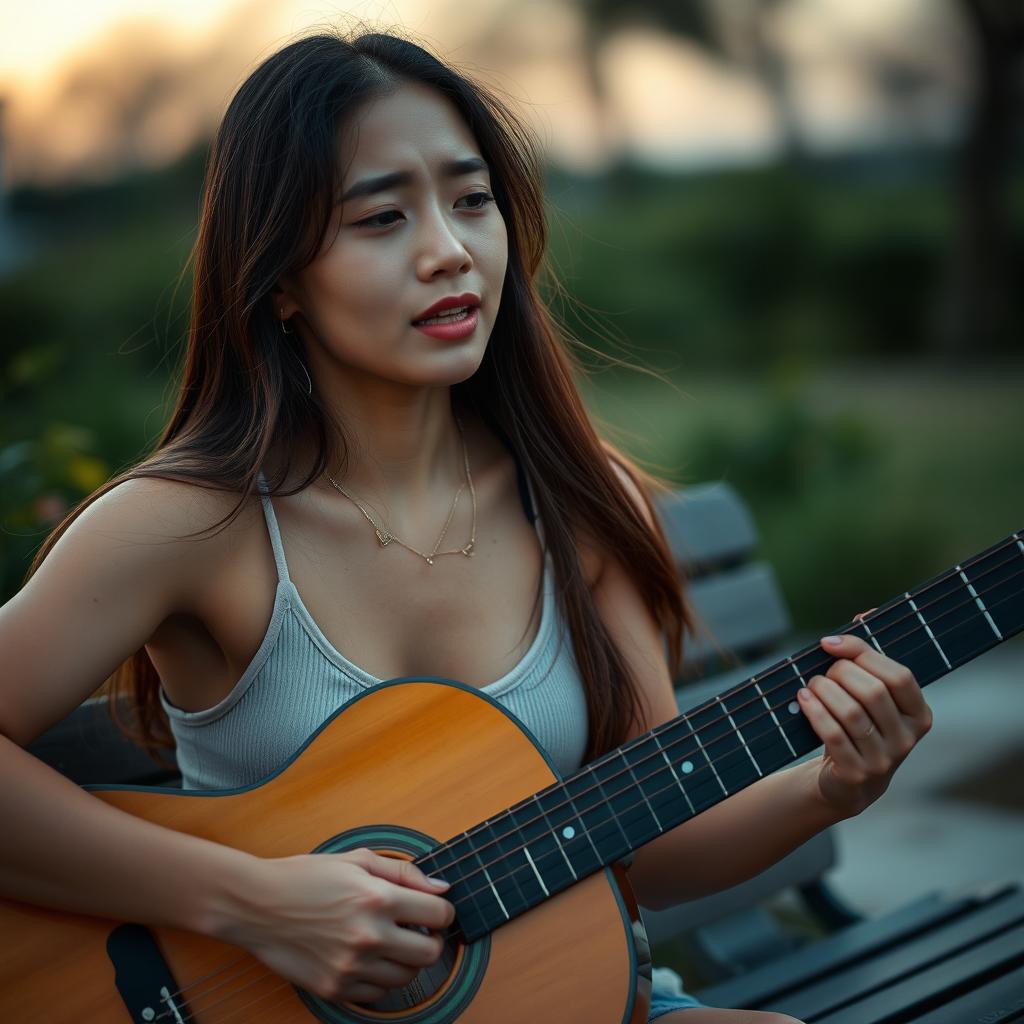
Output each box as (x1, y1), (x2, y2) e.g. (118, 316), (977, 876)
(411, 307), (479, 340)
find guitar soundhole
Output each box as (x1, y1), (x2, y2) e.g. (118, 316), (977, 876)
(302, 825), (490, 1024)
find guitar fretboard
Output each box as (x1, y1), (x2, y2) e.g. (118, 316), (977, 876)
(419, 530), (1024, 943)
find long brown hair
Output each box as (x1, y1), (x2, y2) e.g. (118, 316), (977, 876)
(29, 28), (689, 765)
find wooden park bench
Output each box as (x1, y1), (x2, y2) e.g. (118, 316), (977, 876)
(650, 482), (1024, 1022)
(24, 481), (1024, 1022)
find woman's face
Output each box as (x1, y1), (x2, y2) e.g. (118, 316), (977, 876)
(280, 80), (509, 391)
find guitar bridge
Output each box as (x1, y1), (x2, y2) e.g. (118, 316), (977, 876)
(106, 924), (190, 1023)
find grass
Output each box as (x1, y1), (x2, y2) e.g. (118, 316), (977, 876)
(580, 359), (1024, 632)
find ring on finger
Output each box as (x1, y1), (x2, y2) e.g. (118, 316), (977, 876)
(858, 724), (876, 740)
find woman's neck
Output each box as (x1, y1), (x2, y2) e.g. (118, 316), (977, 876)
(280, 380), (471, 525)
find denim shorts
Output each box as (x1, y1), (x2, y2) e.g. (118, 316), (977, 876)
(648, 966), (705, 1019)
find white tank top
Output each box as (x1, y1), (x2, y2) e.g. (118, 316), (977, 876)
(161, 467), (590, 790)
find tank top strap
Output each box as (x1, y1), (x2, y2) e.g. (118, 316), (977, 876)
(255, 471), (291, 584)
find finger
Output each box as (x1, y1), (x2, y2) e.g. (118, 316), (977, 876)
(848, 648), (929, 722)
(797, 685), (862, 774)
(346, 982), (388, 1005)
(380, 922), (447, 967)
(820, 633), (875, 660)
(809, 672), (888, 768)
(826, 659), (905, 740)
(821, 635), (928, 721)
(389, 887), (456, 931)
(358, 851), (451, 893)
(358, 956), (425, 990)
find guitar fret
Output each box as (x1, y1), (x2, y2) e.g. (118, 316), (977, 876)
(690, 721), (728, 796)
(652, 732), (695, 815)
(754, 679), (797, 758)
(715, 695), (763, 778)
(522, 847), (549, 897)
(619, 750), (664, 831)
(480, 816), (542, 923)
(427, 530), (1024, 947)
(587, 765), (633, 847)
(443, 831), (499, 938)
(472, 832), (510, 921)
(958, 565), (1003, 640)
(531, 795), (577, 881)
(558, 779), (608, 864)
(906, 592), (952, 670)
(858, 616), (884, 653)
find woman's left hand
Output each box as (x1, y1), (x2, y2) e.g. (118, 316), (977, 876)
(798, 632), (933, 819)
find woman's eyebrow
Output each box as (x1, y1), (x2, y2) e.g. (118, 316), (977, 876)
(340, 156), (489, 203)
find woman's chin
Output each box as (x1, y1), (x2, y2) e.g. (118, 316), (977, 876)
(409, 347), (488, 388)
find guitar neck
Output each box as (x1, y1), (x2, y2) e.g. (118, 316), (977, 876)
(420, 529), (1024, 943)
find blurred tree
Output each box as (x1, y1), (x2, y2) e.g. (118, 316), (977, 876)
(939, 0), (1024, 358)
(575, 0), (802, 167)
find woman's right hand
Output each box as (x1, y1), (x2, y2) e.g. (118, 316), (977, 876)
(219, 848), (455, 1005)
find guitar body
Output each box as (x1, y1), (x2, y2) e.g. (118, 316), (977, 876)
(0, 679), (650, 1023)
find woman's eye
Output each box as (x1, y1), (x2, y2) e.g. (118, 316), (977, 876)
(355, 210), (404, 229)
(354, 192), (495, 229)
(459, 191), (496, 210)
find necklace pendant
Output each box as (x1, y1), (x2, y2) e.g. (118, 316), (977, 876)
(375, 530), (392, 546)
(462, 542), (474, 557)
(426, 557), (435, 566)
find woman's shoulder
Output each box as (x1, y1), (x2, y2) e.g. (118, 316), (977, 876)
(82, 473), (259, 537)
(57, 473), (264, 579)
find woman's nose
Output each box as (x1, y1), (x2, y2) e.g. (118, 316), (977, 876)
(417, 208), (472, 278)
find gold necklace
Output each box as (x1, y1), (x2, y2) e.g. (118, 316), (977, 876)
(327, 421), (476, 566)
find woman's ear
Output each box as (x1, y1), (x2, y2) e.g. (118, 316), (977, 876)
(271, 280), (299, 320)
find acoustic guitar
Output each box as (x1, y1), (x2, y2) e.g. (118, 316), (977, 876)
(1, 530), (1021, 1023)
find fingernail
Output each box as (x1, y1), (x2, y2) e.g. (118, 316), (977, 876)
(822, 635), (843, 646)
(427, 877), (450, 889)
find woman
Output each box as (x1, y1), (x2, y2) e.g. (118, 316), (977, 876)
(0, 29), (933, 1023)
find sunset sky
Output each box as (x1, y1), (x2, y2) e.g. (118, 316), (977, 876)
(0, 0), (966, 186)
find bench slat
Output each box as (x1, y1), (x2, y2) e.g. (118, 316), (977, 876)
(811, 922), (1024, 1024)
(903, 964), (1024, 1024)
(655, 482), (759, 573)
(694, 887), (1012, 1009)
(773, 890), (1024, 1020)
(682, 561), (792, 668)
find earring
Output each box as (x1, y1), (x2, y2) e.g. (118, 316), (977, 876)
(280, 306), (293, 334)
(299, 360), (312, 396)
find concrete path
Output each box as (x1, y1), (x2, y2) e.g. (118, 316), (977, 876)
(827, 632), (1024, 915)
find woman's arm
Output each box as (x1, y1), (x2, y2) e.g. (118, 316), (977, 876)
(0, 478), (452, 1003)
(589, 470), (932, 911)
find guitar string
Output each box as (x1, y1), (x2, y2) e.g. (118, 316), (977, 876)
(157, 574), (1024, 1024)
(416, 544), (1024, 883)
(149, 954), (266, 1020)
(423, 572), (1024, 925)
(175, 975), (303, 1024)
(418, 534), (1023, 875)
(148, 559), (1024, 1021)
(152, 538), (1024, 1015)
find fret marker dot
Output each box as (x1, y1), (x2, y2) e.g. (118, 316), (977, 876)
(562, 826), (575, 840)
(681, 761), (694, 774)
(788, 701), (800, 715)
